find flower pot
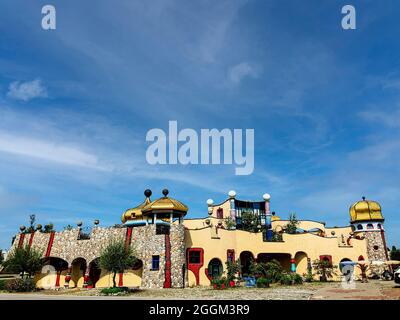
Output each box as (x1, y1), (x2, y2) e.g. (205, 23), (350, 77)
(221, 283), (225, 289)
(213, 284), (217, 289)
(229, 281), (235, 287)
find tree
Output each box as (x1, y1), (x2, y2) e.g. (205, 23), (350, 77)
(224, 217), (236, 230)
(43, 223), (54, 233)
(3, 245), (44, 278)
(390, 246), (400, 261)
(26, 214), (36, 233)
(99, 241), (137, 287)
(285, 213), (299, 234)
(0, 250), (4, 266)
(250, 259), (283, 282)
(241, 211), (259, 233)
(312, 259), (337, 282)
(226, 259), (241, 281)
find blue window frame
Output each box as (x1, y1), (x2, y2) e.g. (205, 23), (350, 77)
(152, 255), (160, 270)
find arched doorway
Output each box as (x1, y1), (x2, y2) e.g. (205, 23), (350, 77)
(38, 257), (68, 289)
(71, 257), (87, 288)
(294, 252), (308, 274)
(207, 258), (223, 279)
(88, 258), (101, 288)
(256, 253), (291, 271)
(240, 251), (254, 276)
(339, 258), (352, 272)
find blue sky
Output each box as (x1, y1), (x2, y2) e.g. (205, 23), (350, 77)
(0, 0), (399, 249)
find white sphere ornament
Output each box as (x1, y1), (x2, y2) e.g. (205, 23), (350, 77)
(206, 199), (214, 206)
(228, 190), (236, 198)
(263, 193), (271, 201)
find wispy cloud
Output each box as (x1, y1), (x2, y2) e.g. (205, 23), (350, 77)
(227, 62), (260, 85)
(7, 79), (47, 101)
(0, 132), (103, 169)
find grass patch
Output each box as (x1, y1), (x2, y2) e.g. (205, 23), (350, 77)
(100, 287), (130, 296)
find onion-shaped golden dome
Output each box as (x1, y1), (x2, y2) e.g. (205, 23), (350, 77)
(271, 211), (280, 221)
(349, 197), (384, 223)
(142, 189), (188, 217)
(121, 189), (152, 223)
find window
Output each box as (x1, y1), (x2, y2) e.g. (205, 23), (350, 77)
(207, 258), (223, 278)
(156, 224), (170, 235)
(373, 245), (379, 251)
(377, 224), (382, 229)
(217, 208), (223, 219)
(188, 250), (201, 264)
(367, 224), (374, 230)
(152, 255), (160, 270)
(357, 224), (363, 230)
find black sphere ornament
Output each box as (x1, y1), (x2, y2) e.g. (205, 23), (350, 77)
(162, 189), (169, 197)
(144, 189), (152, 198)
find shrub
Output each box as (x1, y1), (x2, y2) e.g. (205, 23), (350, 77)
(5, 278), (36, 292)
(292, 273), (303, 285)
(0, 279), (9, 290)
(279, 273), (293, 285)
(100, 286), (129, 296)
(256, 277), (271, 288)
(211, 277), (229, 289)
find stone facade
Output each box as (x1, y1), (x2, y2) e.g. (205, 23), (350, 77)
(365, 231), (388, 274)
(11, 224), (186, 288)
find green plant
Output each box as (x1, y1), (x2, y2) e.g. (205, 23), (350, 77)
(100, 286), (129, 295)
(0, 249), (4, 266)
(241, 211), (260, 233)
(224, 217), (236, 230)
(226, 259), (241, 281)
(390, 246), (400, 261)
(211, 277), (228, 289)
(5, 278), (36, 292)
(3, 245), (44, 278)
(292, 273), (303, 284)
(285, 213), (299, 234)
(63, 224), (74, 231)
(99, 241), (137, 287)
(312, 259), (338, 282)
(43, 223), (54, 233)
(0, 279), (9, 290)
(250, 259), (283, 283)
(26, 214), (36, 233)
(256, 277), (271, 288)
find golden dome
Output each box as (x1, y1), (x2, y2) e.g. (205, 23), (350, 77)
(142, 189), (188, 217)
(121, 189), (152, 223)
(271, 215), (281, 221)
(349, 197), (384, 223)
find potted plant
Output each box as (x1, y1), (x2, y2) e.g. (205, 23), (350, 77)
(226, 259), (241, 287)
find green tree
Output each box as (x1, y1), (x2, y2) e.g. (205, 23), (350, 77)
(3, 245), (44, 278)
(312, 259), (337, 282)
(99, 241), (137, 287)
(0, 249), (4, 266)
(226, 259), (241, 281)
(224, 217), (236, 230)
(43, 223), (54, 233)
(26, 214), (36, 233)
(250, 259), (283, 282)
(390, 246), (400, 261)
(241, 211), (259, 233)
(285, 213), (299, 234)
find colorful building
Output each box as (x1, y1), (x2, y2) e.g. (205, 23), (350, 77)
(8, 189), (389, 289)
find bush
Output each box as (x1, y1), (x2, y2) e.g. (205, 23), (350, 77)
(256, 277), (271, 288)
(100, 286), (129, 296)
(279, 273), (303, 285)
(5, 278), (36, 292)
(0, 279), (9, 290)
(211, 277), (229, 289)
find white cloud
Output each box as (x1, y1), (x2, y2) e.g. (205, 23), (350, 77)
(227, 62), (259, 85)
(0, 132), (103, 169)
(359, 109), (400, 128)
(7, 79), (47, 101)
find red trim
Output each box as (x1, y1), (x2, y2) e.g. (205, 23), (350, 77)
(163, 234), (172, 288)
(18, 233), (25, 248)
(55, 271), (61, 287)
(319, 255), (332, 265)
(125, 227), (133, 250)
(118, 273), (124, 287)
(45, 232), (55, 257)
(28, 232), (35, 248)
(205, 268), (212, 282)
(187, 248), (204, 286)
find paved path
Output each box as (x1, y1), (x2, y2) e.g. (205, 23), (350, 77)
(310, 280), (400, 300)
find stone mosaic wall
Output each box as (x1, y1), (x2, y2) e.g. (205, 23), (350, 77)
(10, 224), (186, 288)
(365, 231), (388, 274)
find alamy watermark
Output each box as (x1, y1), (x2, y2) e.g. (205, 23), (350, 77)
(146, 121), (254, 175)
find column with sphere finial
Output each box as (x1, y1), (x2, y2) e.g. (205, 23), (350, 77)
(228, 190), (236, 229)
(263, 193), (272, 241)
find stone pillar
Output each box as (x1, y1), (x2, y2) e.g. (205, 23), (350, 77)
(83, 266), (90, 288)
(64, 266), (72, 288)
